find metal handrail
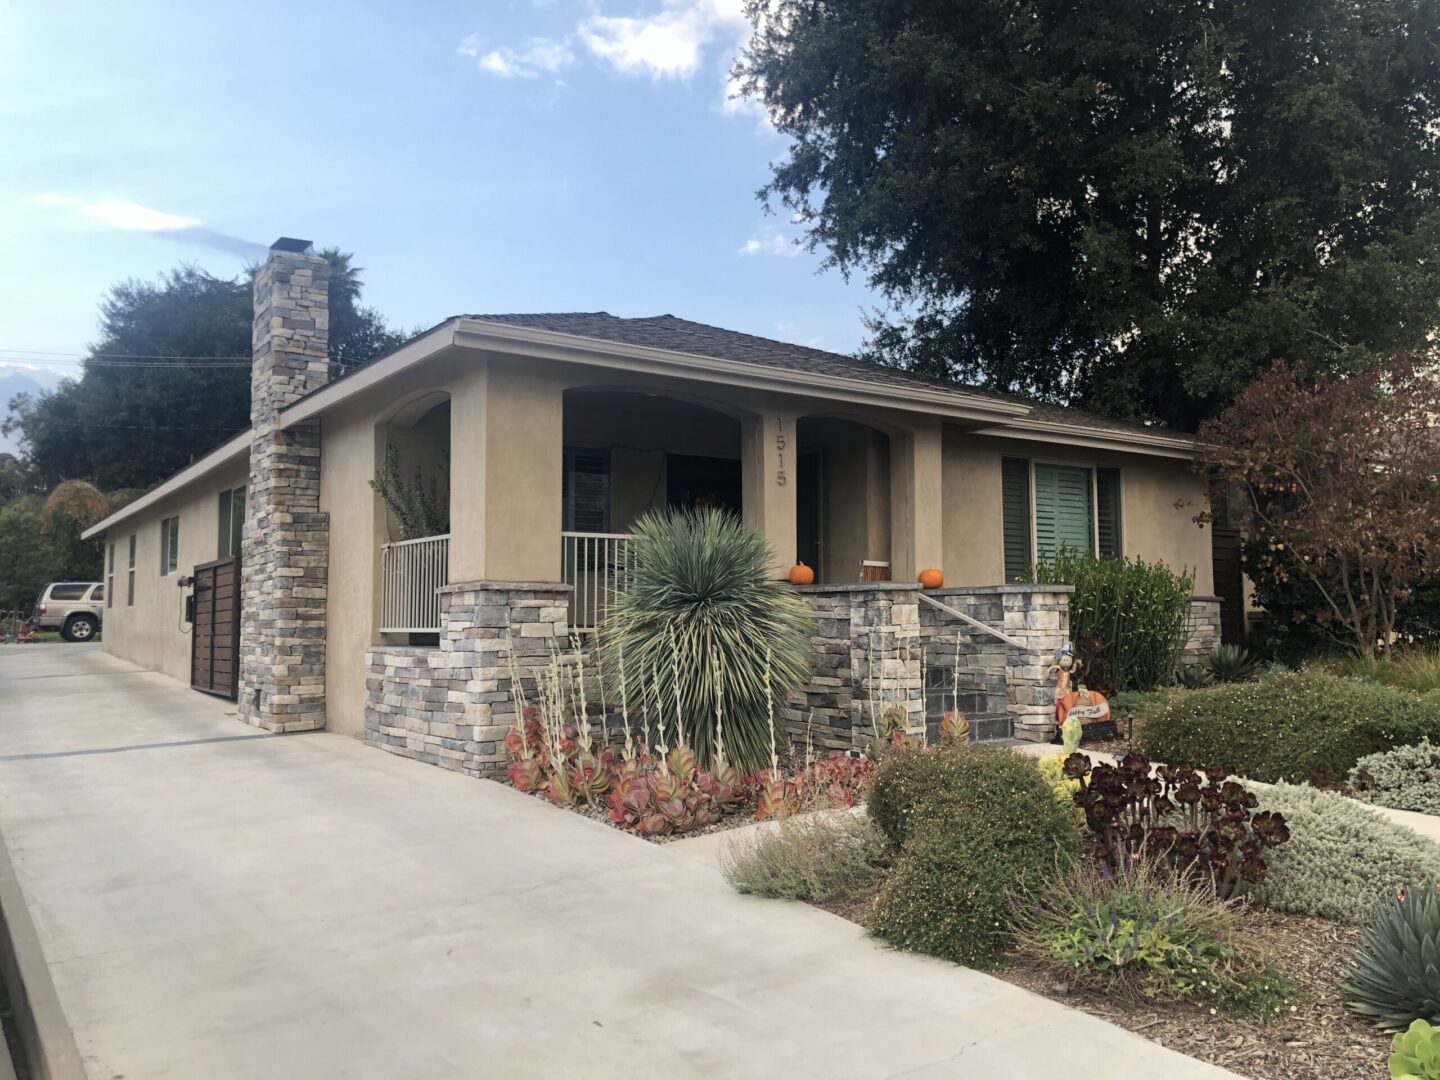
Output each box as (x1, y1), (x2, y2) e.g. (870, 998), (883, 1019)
(917, 593), (1026, 648)
(382, 532), (451, 550)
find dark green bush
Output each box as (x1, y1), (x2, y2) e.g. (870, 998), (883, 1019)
(869, 746), (1076, 968)
(1022, 548), (1193, 692)
(1135, 672), (1440, 785)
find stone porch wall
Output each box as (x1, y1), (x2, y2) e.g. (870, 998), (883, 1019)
(1179, 597), (1223, 668)
(792, 583), (1072, 751)
(918, 586), (1072, 743)
(364, 581), (571, 777)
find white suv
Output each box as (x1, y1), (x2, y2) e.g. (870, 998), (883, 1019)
(33, 582), (104, 641)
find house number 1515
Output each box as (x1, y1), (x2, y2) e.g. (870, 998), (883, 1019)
(775, 416), (787, 486)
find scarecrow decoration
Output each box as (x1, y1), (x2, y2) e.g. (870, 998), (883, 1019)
(1048, 641), (1114, 741)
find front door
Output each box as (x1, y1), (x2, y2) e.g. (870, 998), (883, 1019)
(796, 450), (823, 578)
(190, 557), (240, 699)
(1211, 527), (1245, 645)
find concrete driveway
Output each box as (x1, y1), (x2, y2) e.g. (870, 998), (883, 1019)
(0, 644), (1233, 1079)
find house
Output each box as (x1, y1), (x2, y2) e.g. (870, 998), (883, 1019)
(84, 239), (1221, 772)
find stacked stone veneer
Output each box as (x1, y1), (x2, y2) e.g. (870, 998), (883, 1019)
(364, 582), (572, 776)
(791, 583), (1072, 750)
(1179, 596), (1224, 667)
(789, 585), (926, 754)
(238, 246), (331, 732)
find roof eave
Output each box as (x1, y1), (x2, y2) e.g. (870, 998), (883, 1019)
(972, 418), (1196, 459)
(81, 429), (253, 539)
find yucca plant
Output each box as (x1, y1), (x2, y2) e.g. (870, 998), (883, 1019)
(1207, 644), (1262, 682)
(598, 510), (815, 772)
(1344, 883), (1440, 1031)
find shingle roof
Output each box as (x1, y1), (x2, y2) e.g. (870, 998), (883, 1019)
(460, 311), (1184, 440)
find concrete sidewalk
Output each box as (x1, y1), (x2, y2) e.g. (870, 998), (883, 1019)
(0, 644), (1233, 1079)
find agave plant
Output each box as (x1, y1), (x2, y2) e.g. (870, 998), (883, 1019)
(1175, 662), (1215, 689)
(1344, 883), (1440, 1031)
(599, 510), (815, 772)
(1206, 644), (1262, 683)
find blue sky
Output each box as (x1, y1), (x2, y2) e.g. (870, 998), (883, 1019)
(0, 0), (882, 414)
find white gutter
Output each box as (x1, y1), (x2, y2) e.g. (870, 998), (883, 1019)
(81, 429), (252, 540)
(971, 418), (1195, 459)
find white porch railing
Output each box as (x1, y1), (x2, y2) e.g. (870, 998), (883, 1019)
(562, 531), (635, 633)
(381, 533), (450, 634)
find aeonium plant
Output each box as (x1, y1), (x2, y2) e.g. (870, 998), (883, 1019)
(1062, 751), (1290, 899)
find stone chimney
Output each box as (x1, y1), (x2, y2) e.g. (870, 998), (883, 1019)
(237, 239), (331, 731)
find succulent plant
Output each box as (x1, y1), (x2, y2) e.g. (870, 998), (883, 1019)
(1391, 1019), (1440, 1079)
(938, 709), (970, 747)
(1065, 751), (1289, 899)
(1175, 662), (1216, 689)
(1344, 883), (1440, 1031)
(1206, 644), (1262, 683)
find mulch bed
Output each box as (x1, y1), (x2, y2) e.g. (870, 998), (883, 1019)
(506, 782), (765, 843)
(815, 890), (1389, 1079)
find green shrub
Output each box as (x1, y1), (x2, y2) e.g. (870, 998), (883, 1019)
(721, 812), (889, 903)
(1248, 783), (1440, 925)
(1135, 671), (1440, 785)
(1343, 884), (1440, 1032)
(869, 746), (1076, 968)
(1350, 740), (1440, 816)
(599, 509), (815, 772)
(1390, 1019), (1440, 1078)
(1016, 857), (1293, 1013)
(1021, 548), (1193, 692)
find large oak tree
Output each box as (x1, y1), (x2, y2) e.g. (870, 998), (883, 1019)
(737, 0), (1440, 429)
(3, 250), (404, 491)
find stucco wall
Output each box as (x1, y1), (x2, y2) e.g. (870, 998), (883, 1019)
(99, 459), (248, 683)
(940, 430), (1213, 595)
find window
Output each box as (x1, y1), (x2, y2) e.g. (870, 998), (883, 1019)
(561, 448), (610, 532)
(47, 583), (91, 601)
(159, 516), (180, 576)
(1002, 460), (1122, 579)
(1001, 458), (1032, 582)
(218, 486), (246, 559)
(105, 543), (115, 608)
(92, 585), (104, 603)
(126, 534), (136, 606)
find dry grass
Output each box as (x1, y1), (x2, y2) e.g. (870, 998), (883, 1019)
(720, 811), (889, 903)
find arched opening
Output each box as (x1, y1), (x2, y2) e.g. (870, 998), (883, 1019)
(375, 391), (451, 640)
(561, 388), (744, 628)
(795, 416), (893, 584)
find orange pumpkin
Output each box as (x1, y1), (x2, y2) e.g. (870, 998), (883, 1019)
(788, 562), (815, 586)
(918, 567), (944, 589)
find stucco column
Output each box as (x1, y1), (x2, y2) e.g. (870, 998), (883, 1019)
(742, 410), (797, 576)
(889, 417), (944, 581)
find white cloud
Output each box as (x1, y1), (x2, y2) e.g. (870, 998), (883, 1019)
(460, 33), (574, 78)
(579, 0), (747, 80)
(33, 194), (200, 233)
(738, 224), (801, 257)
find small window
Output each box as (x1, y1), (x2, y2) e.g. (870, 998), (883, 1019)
(126, 534), (136, 606)
(159, 516), (180, 576)
(92, 585), (104, 602)
(218, 486), (245, 559)
(47, 583), (91, 601)
(105, 543), (115, 608)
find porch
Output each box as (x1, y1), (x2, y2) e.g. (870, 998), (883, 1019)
(375, 385), (946, 637)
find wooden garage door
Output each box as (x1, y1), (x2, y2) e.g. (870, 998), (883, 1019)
(191, 557), (240, 699)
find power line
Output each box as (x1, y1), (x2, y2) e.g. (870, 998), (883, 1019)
(0, 349), (253, 360)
